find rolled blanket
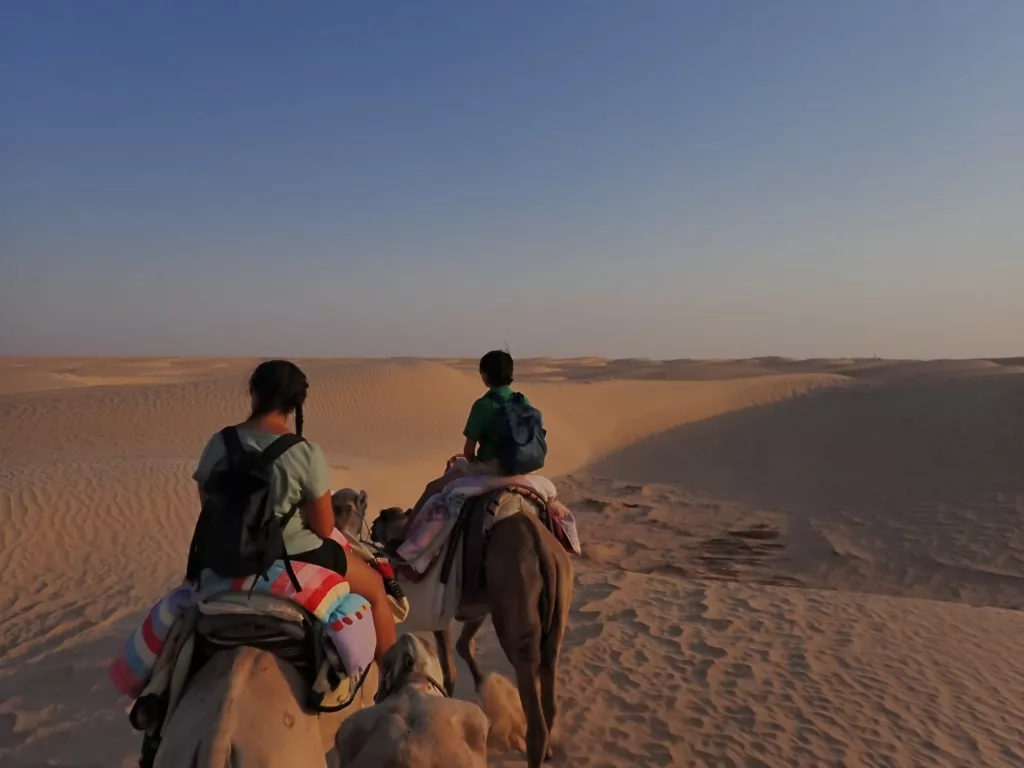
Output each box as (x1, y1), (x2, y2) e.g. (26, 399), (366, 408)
(108, 585), (193, 699)
(197, 558), (377, 680)
(109, 547), (376, 699)
(548, 500), (582, 556)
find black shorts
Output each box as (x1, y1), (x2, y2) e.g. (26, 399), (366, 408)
(290, 539), (348, 577)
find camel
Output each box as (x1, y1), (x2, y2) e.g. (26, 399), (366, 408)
(335, 490), (573, 768)
(336, 633), (489, 767)
(153, 645), (377, 768)
(331, 488), (368, 540)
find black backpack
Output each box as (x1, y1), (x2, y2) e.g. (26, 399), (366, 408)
(186, 427), (305, 590)
(487, 391), (548, 475)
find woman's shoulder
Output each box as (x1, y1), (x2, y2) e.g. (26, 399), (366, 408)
(282, 438), (330, 496)
(193, 429), (228, 482)
(200, 429), (227, 454)
(282, 437), (325, 466)
(205, 428), (321, 464)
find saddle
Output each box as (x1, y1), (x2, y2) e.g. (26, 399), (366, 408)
(133, 592), (369, 768)
(193, 592), (359, 700)
(439, 486), (562, 621)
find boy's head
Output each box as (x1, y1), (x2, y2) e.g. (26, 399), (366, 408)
(479, 350), (514, 388)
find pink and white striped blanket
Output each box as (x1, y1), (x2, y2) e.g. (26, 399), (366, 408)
(109, 533), (375, 700)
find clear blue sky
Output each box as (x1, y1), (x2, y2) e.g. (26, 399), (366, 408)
(2, 1), (1022, 358)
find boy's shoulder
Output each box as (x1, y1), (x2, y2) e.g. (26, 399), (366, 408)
(470, 391), (497, 410)
(484, 388), (531, 405)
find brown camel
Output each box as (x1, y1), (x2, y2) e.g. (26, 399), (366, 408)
(342, 491), (573, 768)
(153, 646), (378, 768)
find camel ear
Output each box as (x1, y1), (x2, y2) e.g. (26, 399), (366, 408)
(358, 490), (367, 507)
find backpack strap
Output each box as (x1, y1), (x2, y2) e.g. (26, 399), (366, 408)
(256, 433), (306, 469)
(281, 549), (302, 593)
(258, 435), (305, 591)
(220, 426), (244, 462)
(221, 429), (304, 467)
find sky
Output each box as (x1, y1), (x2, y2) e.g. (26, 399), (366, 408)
(2, 1), (1022, 359)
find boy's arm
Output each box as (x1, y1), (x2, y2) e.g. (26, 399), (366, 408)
(463, 400), (485, 462)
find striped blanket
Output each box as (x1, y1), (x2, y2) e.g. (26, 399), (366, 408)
(109, 537), (375, 699)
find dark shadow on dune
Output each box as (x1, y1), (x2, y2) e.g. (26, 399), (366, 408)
(582, 373), (1024, 608)
(0, 626), (139, 766)
(587, 373), (1024, 508)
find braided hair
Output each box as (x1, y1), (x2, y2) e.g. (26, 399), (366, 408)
(248, 360), (309, 436)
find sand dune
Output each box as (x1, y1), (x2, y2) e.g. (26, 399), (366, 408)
(587, 373), (1024, 609)
(560, 569), (1024, 767)
(1, 357), (1022, 766)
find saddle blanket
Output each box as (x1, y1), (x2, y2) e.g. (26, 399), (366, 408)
(109, 533), (375, 699)
(398, 469), (582, 574)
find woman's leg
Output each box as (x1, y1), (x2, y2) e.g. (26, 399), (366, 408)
(290, 539), (348, 574)
(344, 555), (397, 666)
(291, 541), (396, 665)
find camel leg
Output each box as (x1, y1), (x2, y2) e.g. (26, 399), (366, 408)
(492, 609), (548, 767)
(485, 505), (566, 766)
(434, 627), (456, 697)
(512, 659), (548, 767)
(454, 616), (487, 691)
(539, 659), (558, 734)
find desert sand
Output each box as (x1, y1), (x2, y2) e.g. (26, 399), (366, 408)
(1, 356), (1023, 767)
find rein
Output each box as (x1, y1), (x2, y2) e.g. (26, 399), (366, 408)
(408, 670), (449, 698)
(376, 667), (449, 703)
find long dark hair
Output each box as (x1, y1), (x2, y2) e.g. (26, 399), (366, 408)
(248, 360), (309, 436)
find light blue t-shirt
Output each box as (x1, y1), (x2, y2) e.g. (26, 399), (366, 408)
(192, 429), (330, 555)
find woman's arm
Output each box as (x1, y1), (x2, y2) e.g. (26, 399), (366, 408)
(463, 437), (478, 463)
(302, 492), (336, 539)
(300, 442), (335, 538)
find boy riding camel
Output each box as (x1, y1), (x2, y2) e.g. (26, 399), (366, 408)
(409, 350), (545, 520)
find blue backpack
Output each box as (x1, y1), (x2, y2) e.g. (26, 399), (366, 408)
(487, 391), (548, 475)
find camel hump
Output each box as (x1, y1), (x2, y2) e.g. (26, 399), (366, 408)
(154, 647), (328, 768)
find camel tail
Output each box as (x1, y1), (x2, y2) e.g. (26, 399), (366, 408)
(542, 534), (569, 672)
(522, 512), (561, 669)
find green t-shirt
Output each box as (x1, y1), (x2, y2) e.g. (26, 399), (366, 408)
(463, 386), (531, 463)
(192, 429), (330, 556)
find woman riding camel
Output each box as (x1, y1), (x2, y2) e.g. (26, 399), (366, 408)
(191, 359), (396, 665)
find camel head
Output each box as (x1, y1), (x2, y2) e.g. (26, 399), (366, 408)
(369, 506), (411, 550)
(377, 633), (447, 702)
(331, 488), (368, 538)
